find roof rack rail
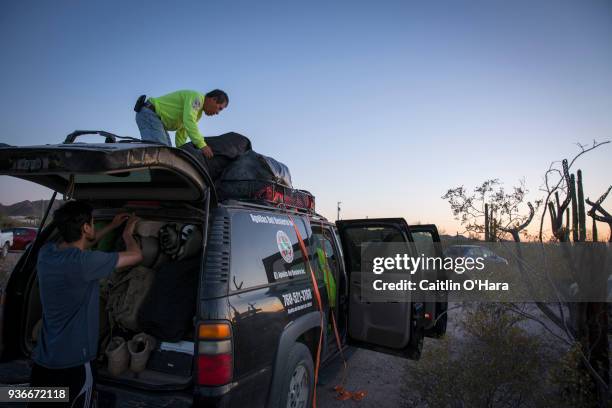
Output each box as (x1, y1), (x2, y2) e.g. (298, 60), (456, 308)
(64, 130), (143, 144)
(222, 199), (323, 218)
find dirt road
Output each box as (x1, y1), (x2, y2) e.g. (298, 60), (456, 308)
(0, 251), (20, 289)
(317, 306), (465, 408)
(317, 347), (410, 408)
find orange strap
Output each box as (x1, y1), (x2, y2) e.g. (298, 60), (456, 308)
(318, 222), (367, 402)
(284, 208), (367, 405)
(286, 212), (325, 408)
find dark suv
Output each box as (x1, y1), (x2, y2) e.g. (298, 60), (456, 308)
(0, 132), (447, 407)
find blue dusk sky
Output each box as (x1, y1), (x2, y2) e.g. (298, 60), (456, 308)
(0, 0), (610, 234)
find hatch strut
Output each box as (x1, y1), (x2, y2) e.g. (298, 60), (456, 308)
(64, 174), (75, 201)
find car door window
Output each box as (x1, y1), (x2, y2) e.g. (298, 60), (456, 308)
(312, 228), (339, 307)
(230, 211), (308, 291)
(341, 226), (405, 272)
(411, 231), (436, 257)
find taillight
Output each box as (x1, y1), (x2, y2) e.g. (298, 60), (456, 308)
(197, 322), (233, 386)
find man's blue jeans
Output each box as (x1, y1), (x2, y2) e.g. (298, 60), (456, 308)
(135, 107), (172, 146)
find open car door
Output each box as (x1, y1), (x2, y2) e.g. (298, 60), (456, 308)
(0, 130), (215, 202)
(336, 218), (426, 360)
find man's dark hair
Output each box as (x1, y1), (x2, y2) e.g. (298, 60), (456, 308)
(206, 89), (229, 106)
(53, 201), (93, 243)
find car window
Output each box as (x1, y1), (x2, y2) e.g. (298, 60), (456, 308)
(467, 247), (484, 257)
(341, 225), (406, 272)
(312, 227), (339, 280)
(230, 211), (308, 291)
(411, 231), (436, 257)
(311, 226), (340, 306)
(481, 247), (495, 257)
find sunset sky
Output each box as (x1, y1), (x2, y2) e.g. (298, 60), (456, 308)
(1, 0), (610, 235)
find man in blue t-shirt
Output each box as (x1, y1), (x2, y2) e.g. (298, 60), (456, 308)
(30, 201), (143, 408)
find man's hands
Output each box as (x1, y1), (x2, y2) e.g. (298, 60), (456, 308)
(116, 215), (143, 269)
(91, 212), (131, 247)
(201, 145), (214, 159)
(121, 215), (138, 242)
(110, 213), (130, 229)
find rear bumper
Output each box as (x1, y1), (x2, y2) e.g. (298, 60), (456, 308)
(97, 383), (193, 408)
(194, 365), (272, 408)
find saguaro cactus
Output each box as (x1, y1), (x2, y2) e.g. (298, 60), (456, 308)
(570, 174), (578, 242)
(577, 170), (586, 242)
(490, 207), (497, 242)
(484, 203), (489, 241)
(565, 208), (570, 242)
(548, 160), (573, 242)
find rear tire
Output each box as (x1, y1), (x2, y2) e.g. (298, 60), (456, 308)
(278, 343), (314, 408)
(431, 302), (448, 338)
(407, 302), (424, 360)
(1, 243), (8, 258)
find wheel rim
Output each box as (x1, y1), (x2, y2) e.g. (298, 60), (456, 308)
(287, 364), (310, 408)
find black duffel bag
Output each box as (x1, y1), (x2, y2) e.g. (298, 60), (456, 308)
(180, 132), (252, 180)
(216, 150), (293, 200)
(138, 256), (200, 342)
(219, 150), (292, 186)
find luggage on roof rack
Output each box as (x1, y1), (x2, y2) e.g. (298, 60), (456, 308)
(216, 150), (315, 211)
(219, 180), (315, 211)
(219, 150), (292, 188)
(180, 132), (252, 180)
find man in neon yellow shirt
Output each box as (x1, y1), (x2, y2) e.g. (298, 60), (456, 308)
(135, 89), (228, 159)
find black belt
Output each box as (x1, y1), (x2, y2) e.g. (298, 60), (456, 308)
(134, 95), (157, 113)
(144, 101), (155, 113)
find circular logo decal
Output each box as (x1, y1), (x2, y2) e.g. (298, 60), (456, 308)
(276, 230), (294, 263)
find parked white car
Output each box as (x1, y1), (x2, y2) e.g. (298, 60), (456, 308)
(0, 229), (13, 258)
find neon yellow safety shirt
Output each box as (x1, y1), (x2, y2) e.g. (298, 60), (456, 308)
(149, 90), (207, 148)
(317, 248), (337, 308)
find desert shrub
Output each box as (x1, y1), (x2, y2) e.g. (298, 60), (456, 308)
(545, 344), (599, 408)
(405, 304), (544, 408)
(404, 303), (610, 407)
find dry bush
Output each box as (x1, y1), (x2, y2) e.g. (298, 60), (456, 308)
(404, 303), (608, 407)
(546, 344), (601, 408)
(404, 304), (555, 408)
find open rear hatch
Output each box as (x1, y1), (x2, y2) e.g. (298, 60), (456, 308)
(0, 131), (215, 201)
(0, 132), (212, 389)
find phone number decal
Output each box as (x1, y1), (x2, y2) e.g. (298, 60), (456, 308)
(282, 289), (313, 314)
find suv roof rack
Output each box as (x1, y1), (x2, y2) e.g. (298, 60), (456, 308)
(218, 180), (316, 214)
(222, 197), (324, 219)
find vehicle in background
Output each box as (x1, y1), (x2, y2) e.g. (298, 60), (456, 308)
(0, 230), (13, 258)
(444, 244), (509, 265)
(2, 228), (37, 251)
